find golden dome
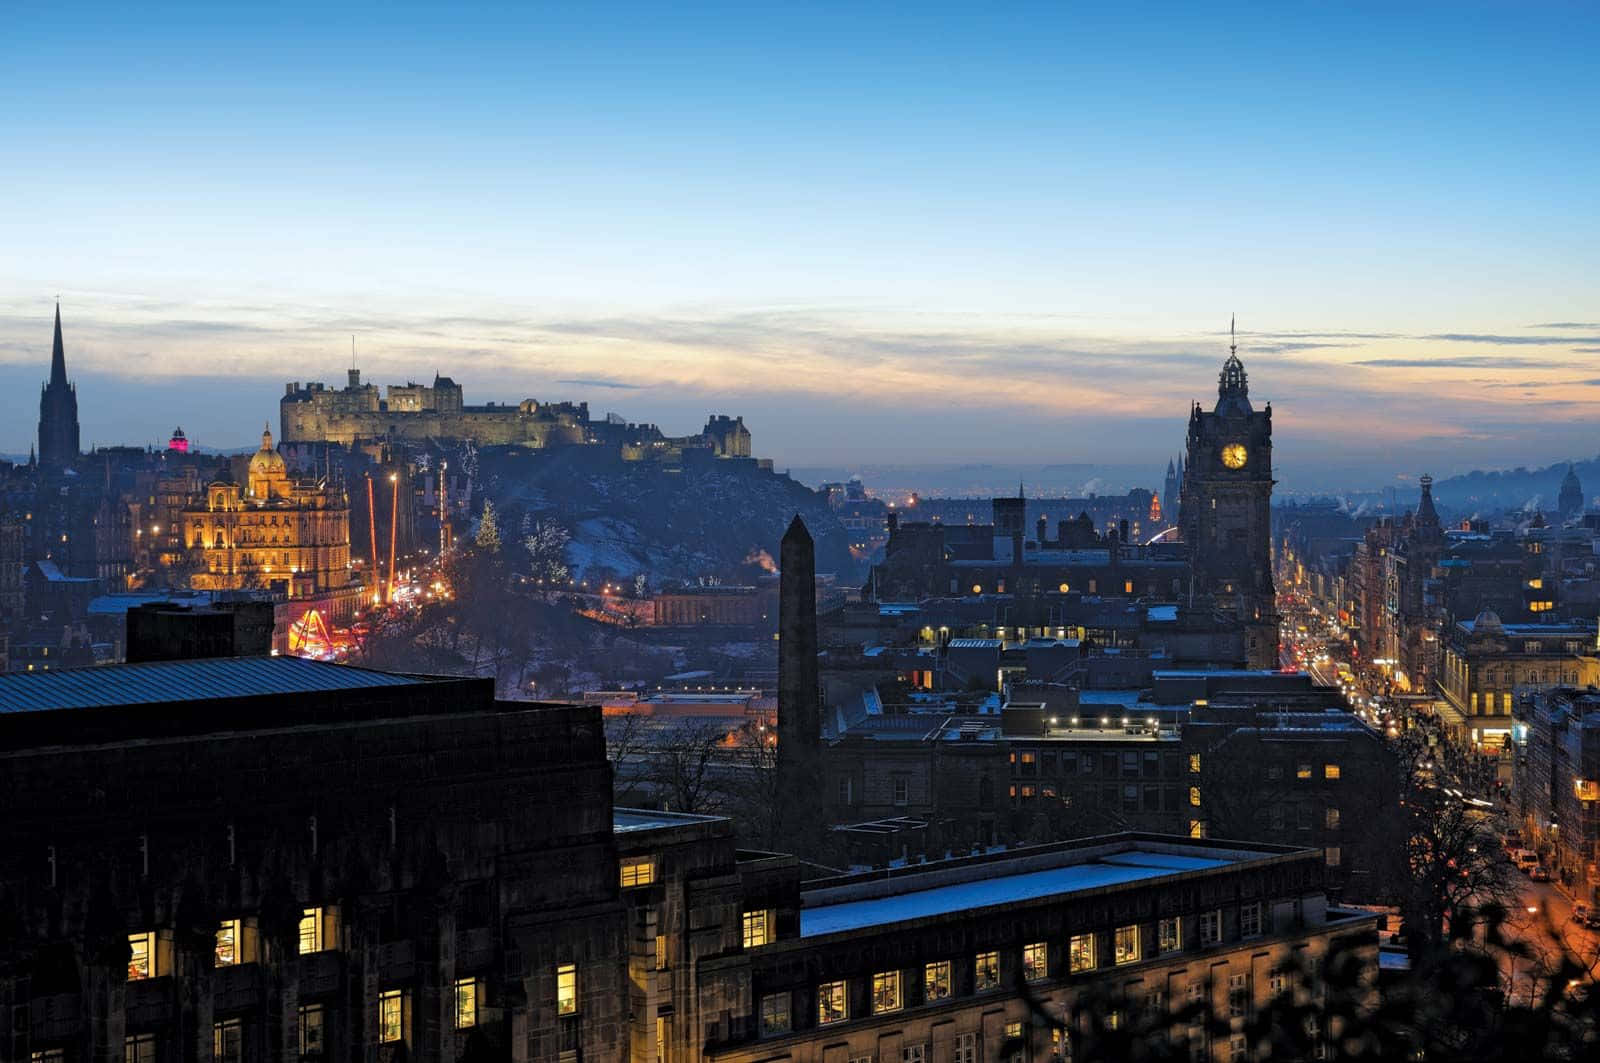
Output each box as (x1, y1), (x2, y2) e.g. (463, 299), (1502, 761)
(249, 424), (287, 477)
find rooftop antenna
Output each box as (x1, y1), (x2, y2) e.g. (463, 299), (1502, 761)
(1230, 313), (1237, 356)
(351, 334), (357, 370)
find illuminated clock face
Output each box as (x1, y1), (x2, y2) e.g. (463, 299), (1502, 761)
(1221, 443), (1249, 469)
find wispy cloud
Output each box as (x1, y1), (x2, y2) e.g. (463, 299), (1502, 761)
(1529, 322), (1600, 329)
(556, 377), (643, 390)
(1356, 355), (1588, 369)
(1421, 332), (1600, 345)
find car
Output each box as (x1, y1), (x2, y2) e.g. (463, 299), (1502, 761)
(1574, 903), (1593, 925)
(1530, 865), (1552, 882)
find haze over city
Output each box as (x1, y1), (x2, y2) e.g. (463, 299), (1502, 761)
(4, 3), (1598, 491)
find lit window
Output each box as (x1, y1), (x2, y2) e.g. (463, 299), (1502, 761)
(760, 992), (791, 1035)
(620, 857), (656, 888)
(1189, 786), (1202, 807)
(1324, 763), (1340, 780)
(1189, 819), (1206, 839)
(1058, 582), (1069, 593)
(128, 932), (156, 981)
(216, 919), (240, 967)
(656, 934), (668, 970)
(379, 989), (405, 1043)
(1241, 903), (1262, 938)
(299, 1004), (325, 1058)
(818, 980), (849, 1024)
(1296, 763), (1312, 780)
(299, 908), (326, 955)
(1022, 941), (1048, 981)
(1199, 910), (1222, 946)
(557, 964), (579, 1015)
(1124, 580), (1134, 594)
(925, 960), (952, 1001)
(1326, 807), (1341, 830)
(1326, 846), (1342, 868)
(213, 1019), (242, 1063)
(125, 1033), (157, 1063)
(455, 977), (478, 1029)
(1069, 933), (1095, 972)
(1005, 1020), (1024, 1041)
(1114, 925), (1140, 965)
(31, 1052), (65, 1063)
(1189, 753), (1201, 773)
(872, 970), (903, 1013)
(742, 909), (773, 948)
(975, 950), (1000, 991)
(971, 584), (983, 595)
(1158, 916), (1181, 954)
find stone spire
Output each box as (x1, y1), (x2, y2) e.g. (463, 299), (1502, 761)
(49, 301), (67, 388)
(38, 300), (81, 472)
(1416, 474), (1441, 529)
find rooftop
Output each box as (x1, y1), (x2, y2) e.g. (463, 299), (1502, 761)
(800, 842), (1264, 938)
(0, 656), (428, 715)
(613, 807), (728, 834)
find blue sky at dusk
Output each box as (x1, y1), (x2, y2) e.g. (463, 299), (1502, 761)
(2, 2), (1598, 491)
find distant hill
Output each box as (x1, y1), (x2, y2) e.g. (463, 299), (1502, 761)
(1428, 457), (1600, 516)
(475, 447), (859, 583)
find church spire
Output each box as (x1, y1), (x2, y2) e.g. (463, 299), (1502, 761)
(49, 301), (67, 388)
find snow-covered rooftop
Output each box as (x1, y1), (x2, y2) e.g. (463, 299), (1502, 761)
(800, 848), (1238, 937)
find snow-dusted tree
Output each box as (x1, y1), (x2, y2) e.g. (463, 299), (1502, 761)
(524, 520), (571, 587)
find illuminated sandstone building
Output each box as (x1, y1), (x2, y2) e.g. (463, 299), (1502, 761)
(280, 368), (752, 458)
(184, 427), (356, 604)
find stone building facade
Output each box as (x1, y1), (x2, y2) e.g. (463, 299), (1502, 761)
(183, 428), (356, 603)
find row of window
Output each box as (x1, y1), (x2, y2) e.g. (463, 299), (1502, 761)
(762, 908), (1259, 1034)
(1014, 750), (1183, 779)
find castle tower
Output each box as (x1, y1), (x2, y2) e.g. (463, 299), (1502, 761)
(1181, 318), (1278, 668)
(38, 302), (81, 472)
(777, 515), (823, 846)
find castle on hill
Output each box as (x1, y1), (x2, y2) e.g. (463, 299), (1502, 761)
(281, 368), (752, 461)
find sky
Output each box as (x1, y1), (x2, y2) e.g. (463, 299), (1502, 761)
(2, 2), (1598, 493)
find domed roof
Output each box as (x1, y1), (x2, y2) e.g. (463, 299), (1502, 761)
(249, 424), (286, 477)
(1472, 609), (1504, 634)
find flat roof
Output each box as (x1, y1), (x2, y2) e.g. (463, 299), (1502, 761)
(800, 848), (1240, 937)
(0, 656), (428, 714)
(613, 807), (728, 834)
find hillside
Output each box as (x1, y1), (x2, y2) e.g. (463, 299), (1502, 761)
(474, 447), (859, 583)
(1429, 457), (1600, 515)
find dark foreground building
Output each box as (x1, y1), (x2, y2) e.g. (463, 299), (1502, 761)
(0, 657), (1377, 1063)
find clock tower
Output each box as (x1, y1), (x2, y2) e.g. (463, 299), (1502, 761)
(1179, 320), (1279, 668)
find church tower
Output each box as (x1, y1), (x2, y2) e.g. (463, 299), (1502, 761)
(38, 302), (81, 472)
(1179, 318), (1278, 668)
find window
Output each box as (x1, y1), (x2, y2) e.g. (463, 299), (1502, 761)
(953, 1033), (977, 1063)
(128, 932), (156, 980)
(1326, 807), (1341, 830)
(1297, 804), (1313, 830)
(1189, 819), (1206, 839)
(214, 1019), (242, 1063)
(299, 1004), (325, 1058)
(1069, 933), (1095, 972)
(1199, 909), (1222, 946)
(893, 777), (910, 805)
(975, 950), (1000, 991)
(1267, 764), (1283, 781)
(1270, 804), (1286, 831)
(925, 960), (952, 1001)
(1325, 846), (1342, 868)
(1114, 924), (1140, 965)
(1324, 763), (1341, 780)
(299, 908), (327, 955)
(1296, 763), (1312, 780)
(1268, 970), (1288, 996)
(872, 969), (902, 1013)
(620, 856), (655, 888)
(1228, 973), (1250, 1019)
(1023, 941), (1048, 981)
(125, 1034), (157, 1063)
(742, 909), (773, 948)
(1240, 903), (1262, 938)
(656, 934), (668, 970)
(1189, 786), (1202, 807)
(379, 990), (405, 1043)
(455, 977), (478, 1029)
(32, 1053), (65, 1063)
(903, 1046), (927, 1063)
(1189, 753), (1201, 774)
(1229, 1034), (1248, 1061)
(839, 777), (854, 804)
(759, 992), (791, 1035)
(216, 919), (240, 967)
(1158, 916), (1181, 953)
(1005, 1020), (1024, 1041)
(818, 980), (848, 1024)
(557, 964), (579, 1015)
